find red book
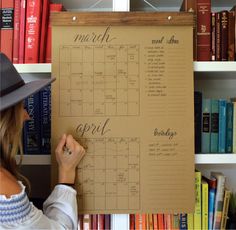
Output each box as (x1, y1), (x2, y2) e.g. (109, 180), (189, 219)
(19, 0), (27, 63)
(157, 214), (164, 229)
(13, 0), (21, 63)
(39, 0), (49, 63)
(98, 214), (105, 230)
(196, 0), (211, 61)
(92, 214), (98, 230)
(153, 214), (158, 230)
(220, 11), (229, 61)
(45, 3), (63, 63)
(24, 0), (42, 63)
(135, 214), (142, 230)
(129, 214), (135, 230)
(0, 0), (14, 61)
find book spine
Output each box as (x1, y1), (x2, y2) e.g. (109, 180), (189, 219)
(201, 98), (211, 153)
(153, 214), (158, 230)
(212, 173), (226, 230)
(135, 214), (142, 230)
(13, 0), (21, 63)
(220, 11), (229, 61)
(23, 92), (41, 154)
(24, 0), (42, 63)
(92, 214), (98, 230)
(142, 214), (146, 230)
(211, 13), (216, 61)
(157, 214), (164, 229)
(210, 99), (219, 153)
(0, 0), (14, 61)
(201, 180), (208, 230)
(129, 214), (135, 230)
(194, 171), (202, 230)
(83, 214), (90, 230)
(187, 213), (194, 230)
(104, 214), (110, 230)
(228, 11), (235, 61)
(45, 3), (63, 63)
(226, 102), (233, 153)
(173, 214), (179, 230)
(220, 190), (231, 230)
(39, 0), (49, 63)
(218, 100), (227, 153)
(19, 0), (26, 63)
(207, 177), (217, 230)
(179, 213), (187, 230)
(194, 91), (202, 153)
(233, 102), (236, 153)
(40, 86), (51, 154)
(196, 0), (211, 61)
(216, 12), (221, 61)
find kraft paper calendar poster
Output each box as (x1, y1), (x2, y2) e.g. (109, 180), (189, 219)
(51, 13), (195, 214)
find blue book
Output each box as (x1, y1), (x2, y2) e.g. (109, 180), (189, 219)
(23, 92), (41, 154)
(225, 102), (233, 153)
(40, 86), (51, 154)
(179, 213), (187, 230)
(210, 99), (219, 152)
(202, 99), (211, 153)
(218, 100), (227, 153)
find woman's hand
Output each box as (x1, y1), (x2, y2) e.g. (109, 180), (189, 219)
(55, 134), (85, 184)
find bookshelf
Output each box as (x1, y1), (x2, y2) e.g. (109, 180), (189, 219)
(12, 0), (236, 228)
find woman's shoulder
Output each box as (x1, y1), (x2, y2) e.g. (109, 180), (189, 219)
(0, 167), (22, 198)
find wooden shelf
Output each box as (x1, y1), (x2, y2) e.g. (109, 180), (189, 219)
(195, 154), (236, 164)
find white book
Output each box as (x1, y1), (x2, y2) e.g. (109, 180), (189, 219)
(111, 214), (129, 230)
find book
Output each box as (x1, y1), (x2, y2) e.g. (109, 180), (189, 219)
(211, 12), (216, 60)
(231, 100), (236, 153)
(135, 214), (142, 230)
(153, 214), (158, 230)
(220, 11), (229, 61)
(202, 98), (211, 153)
(24, 0), (42, 63)
(201, 178), (208, 230)
(194, 170), (202, 230)
(157, 214), (164, 230)
(216, 12), (221, 61)
(19, 0), (27, 63)
(39, 0), (50, 63)
(173, 214), (180, 230)
(211, 172), (226, 230)
(129, 214), (135, 230)
(13, 0), (21, 63)
(194, 91), (202, 153)
(203, 176), (217, 230)
(0, 0), (14, 61)
(196, 0), (211, 61)
(220, 189), (231, 230)
(226, 102), (233, 153)
(83, 214), (90, 230)
(230, 6), (236, 60)
(40, 86), (51, 154)
(210, 99), (219, 152)
(179, 213), (187, 230)
(187, 213), (194, 230)
(228, 10), (235, 61)
(104, 214), (110, 230)
(218, 99), (227, 153)
(23, 92), (41, 154)
(45, 3), (63, 63)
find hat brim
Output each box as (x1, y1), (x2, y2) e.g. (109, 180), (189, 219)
(0, 77), (55, 112)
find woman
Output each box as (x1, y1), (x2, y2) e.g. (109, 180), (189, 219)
(0, 52), (85, 229)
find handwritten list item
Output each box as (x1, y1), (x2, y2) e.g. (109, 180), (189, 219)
(52, 25), (195, 214)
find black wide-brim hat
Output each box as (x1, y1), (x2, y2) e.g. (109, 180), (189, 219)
(0, 52), (55, 112)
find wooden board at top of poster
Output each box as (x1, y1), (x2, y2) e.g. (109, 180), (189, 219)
(51, 12), (195, 214)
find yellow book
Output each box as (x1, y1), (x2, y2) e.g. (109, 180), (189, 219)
(220, 189), (231, 230)
(194, 171), (201, 230)
(187, 213), (194, 230)
(201, 179), (208, 230)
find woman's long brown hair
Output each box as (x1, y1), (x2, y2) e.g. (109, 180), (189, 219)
(0, 102), (30, 193)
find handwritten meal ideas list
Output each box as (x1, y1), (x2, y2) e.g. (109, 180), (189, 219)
(51, 17), (195, 214)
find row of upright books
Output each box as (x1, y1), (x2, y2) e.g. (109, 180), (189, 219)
(194, 92), (236, 153)
(180, 0), (236, 61)
(23, 85), (51, 154)
(129, 171), (234, 230)
(0, 0), (63, 63)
